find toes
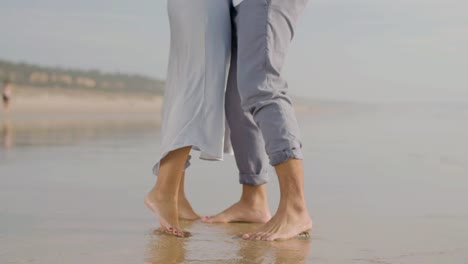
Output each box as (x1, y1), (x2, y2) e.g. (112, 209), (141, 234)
(264, 233), (277, 241)
(242, 233), (252, 240)
(203, 215), (227, 223)
(298, 231), (310, 239)
(202, 216), (213, 223)
(259, 232), (272, 241)
(173, 229), (184, 237)
(253, 232), (266, 241)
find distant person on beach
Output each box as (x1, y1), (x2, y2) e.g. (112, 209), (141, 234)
(145, 0), (311, 241)
(2, 80), (12, 111)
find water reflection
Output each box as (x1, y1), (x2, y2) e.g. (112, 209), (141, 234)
(2, 119), (13, 149)
(145, 222), (312, 263)
(0, 118), (159, 150)
(146, 231), (187, 264)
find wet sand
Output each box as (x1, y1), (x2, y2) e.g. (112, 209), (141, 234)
(1, 101), (468, 263)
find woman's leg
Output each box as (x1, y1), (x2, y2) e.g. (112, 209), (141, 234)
(178, 170), (200, 220)
(145, 146), (192, 237)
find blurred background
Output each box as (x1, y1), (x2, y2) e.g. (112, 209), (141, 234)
(1, 1), (467, 263)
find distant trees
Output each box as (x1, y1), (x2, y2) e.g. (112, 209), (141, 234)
(0, 59), (165, 94)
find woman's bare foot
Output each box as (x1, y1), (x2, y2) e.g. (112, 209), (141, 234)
(203, 184), (271, 223)
(242, 202), (312, 241)
(145, 192), (186, 237)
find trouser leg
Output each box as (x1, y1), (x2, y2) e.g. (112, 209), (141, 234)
(235, 0), (308, 166)
(225, 8), (270, 185)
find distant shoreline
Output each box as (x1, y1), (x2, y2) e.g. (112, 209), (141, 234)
(1, 85), (163, 120)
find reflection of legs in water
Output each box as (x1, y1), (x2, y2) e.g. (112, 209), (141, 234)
(2, 120), (13, 150)
(145, 146), (192, 237)
(145, 229), (187, 264)
(2, 96), (10, 112)
(272, 237), (312, 264)
(236, 239), (272, 264)
(233, 231), (311, 264)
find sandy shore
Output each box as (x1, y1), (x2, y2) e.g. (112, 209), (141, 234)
(2, 102), (467, 263)
(1, 86), (326, 121)
(2, 86), (163, 117)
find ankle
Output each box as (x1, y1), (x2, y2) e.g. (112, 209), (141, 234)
(240, 187), (268, 207)
(147, 188), (177, 202)
(279, 197), (308, 214)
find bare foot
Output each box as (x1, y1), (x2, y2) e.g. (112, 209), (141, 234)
(204, 184), (271, 223)
(203, 200), (271, 223)
(144, 193), (186, 237)
(242, 205), (312, 241)
(178, 195), (200, 220)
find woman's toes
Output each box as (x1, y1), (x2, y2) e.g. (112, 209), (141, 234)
(242, 233), (251, 240)
(173, 229), (186, 238)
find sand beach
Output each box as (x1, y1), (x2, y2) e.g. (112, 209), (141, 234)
(1, 87), (468, 263)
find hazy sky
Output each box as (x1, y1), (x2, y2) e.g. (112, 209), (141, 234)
(0, 0), (467, 102)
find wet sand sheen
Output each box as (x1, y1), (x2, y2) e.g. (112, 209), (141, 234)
(1, 102), (468, 263)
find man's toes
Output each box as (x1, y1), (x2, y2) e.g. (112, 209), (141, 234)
(255, 232), (267, 241)
(242, 233), (252, 240)
(251, 232), (264, 241)
(259, 232), (272, 241)
(264, 233), (277, 241)
(251, 233), (262, 241)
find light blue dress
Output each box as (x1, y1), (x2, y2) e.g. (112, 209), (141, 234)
(153, 0), (233, 176)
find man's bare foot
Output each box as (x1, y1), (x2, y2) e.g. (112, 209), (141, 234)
(242, 203), (312, 241)
(203, 184), (271, 223)
(203, 200), (271, 223)
(178, 194), (200, 220)
(144, 192), (186, 237)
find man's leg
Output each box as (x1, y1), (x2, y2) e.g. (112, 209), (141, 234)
(203, 16), (271, 223)
(235, 0), (312, 240)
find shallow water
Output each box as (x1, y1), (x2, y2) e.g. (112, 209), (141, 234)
(1, 102), (468, 263)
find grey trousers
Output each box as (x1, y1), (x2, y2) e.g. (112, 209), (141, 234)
(231, 0), (308, 167)
(226, 26), (270, 186)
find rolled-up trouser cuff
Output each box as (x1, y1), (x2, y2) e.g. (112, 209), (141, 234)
(268, 147), (303, 166)
(239, 171), (269, 186)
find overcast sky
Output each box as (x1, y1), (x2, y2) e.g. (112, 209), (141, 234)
(0, 0), (467, 102)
